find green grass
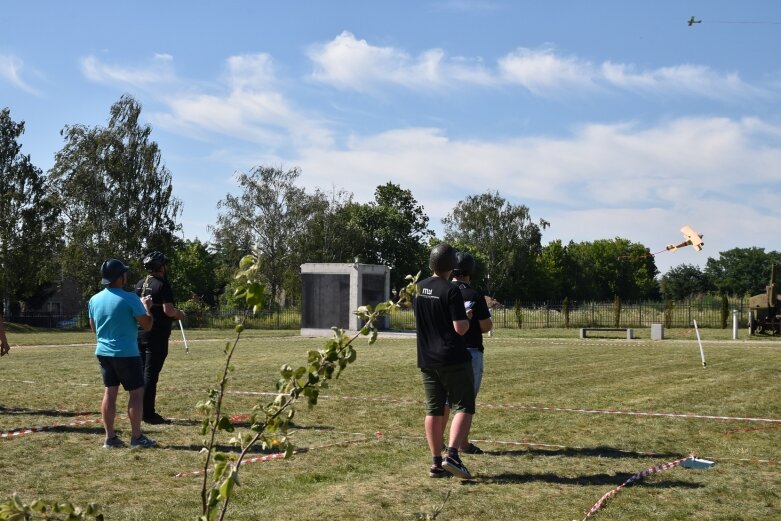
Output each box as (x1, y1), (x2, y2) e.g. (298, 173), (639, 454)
(1, 329), (780, 520)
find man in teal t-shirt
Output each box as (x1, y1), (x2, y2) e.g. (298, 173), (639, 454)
(88, 258), (156, 449)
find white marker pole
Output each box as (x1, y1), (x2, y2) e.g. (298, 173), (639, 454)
(178, 320), (190, 354)
(732, 309), (738, 340)
(693, 319), (706, 367)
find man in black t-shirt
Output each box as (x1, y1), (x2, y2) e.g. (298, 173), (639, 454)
(135, 251), (185, 424)
(414, 243), (474, 479)
(452, 251), (492, 455)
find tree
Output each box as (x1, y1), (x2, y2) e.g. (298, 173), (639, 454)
(660, 264), (710, 300)
(342, 183), (433, 291)
(0, 108), (62, 314)
(212, 166), (318, 308)
(536, 240), (574, 301)
(293, 186), (356, 265)
(566, 238), (658, 301)
(49, 95), (181, 301)
(704, 247), (781, 296)
(168, 239), (220, 307)
(443, 191), (545, 301)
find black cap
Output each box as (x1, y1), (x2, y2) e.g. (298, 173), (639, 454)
(101, 259), (130, 285)
(453, 251), (476, 277)
(429, 243), (457, 273)
(143, 251), (169, 271)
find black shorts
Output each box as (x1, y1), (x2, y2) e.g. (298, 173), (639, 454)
(97, 355), (144, 391)
(421, 362), (475, 416)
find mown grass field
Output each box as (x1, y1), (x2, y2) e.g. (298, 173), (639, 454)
(1, 328), (780, 520)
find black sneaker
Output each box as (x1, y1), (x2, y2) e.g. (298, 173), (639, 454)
(143, 413), (170, 425)
(102, 435), (126, 449)
(442, 455), (472, 479)
(130, 433), (158, 448)
(462, 442), (484, 454)
(429, 465), (448, 478)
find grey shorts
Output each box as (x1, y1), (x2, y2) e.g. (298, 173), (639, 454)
(421, 362), (475, 416)
(97, 355), (144, 391)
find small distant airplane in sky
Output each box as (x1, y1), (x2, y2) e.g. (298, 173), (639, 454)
(688, 16), (702, 26)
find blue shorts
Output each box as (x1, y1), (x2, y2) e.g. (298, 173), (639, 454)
(97, 355), (144, 391)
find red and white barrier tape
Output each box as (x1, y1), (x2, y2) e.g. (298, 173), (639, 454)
(5, 379), (780, 424)
(1, 416), (102, 439)
(581, 454), (693, 520)
(215, 390), (781, 424)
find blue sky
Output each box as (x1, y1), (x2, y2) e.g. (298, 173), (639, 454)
(2, 1), (780, 274)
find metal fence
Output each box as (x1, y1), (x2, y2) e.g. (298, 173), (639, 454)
(7, 298), (748, 331)
(389, 298), (750, 330)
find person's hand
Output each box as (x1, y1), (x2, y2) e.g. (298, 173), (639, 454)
(1, 340), (10, 356)
(141, 295), (153, 311)
(466, 308), (474, 320)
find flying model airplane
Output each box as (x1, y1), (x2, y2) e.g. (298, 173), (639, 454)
(665, 225), (704, 253)
(688, 16), (702, 26)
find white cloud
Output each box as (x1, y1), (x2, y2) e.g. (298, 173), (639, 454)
(81, 54), (175, 89)
(81, 52), (333, 150)
(0, 54), (40, 95)
(225, 53), (276, 91)
(498, 47), (597, 94)
(601, 62), (763, 100)
(308, 31), (493, 92)
(161, 58), (333, 149)
(308, 34), (766, 101)
(292, 116), (781, 273)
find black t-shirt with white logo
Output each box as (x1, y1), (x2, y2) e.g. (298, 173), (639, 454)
(455, 281), (491, 352)
(135, 275), (175, 338)
(414, 275), (470, 369)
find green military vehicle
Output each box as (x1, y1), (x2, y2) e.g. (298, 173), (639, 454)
(748, 264), (780, 335)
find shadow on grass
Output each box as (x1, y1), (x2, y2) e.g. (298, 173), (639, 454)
(12, 426), (107, 435)
(165, 443), (283, 454)
(484, 445), (681, 460)
(0, 405), (98, 417)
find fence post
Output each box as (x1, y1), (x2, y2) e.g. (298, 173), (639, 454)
(545, 304), (549, 328)
(687, 299), (691, 327)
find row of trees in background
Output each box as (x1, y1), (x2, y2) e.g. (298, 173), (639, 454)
(2, 95), (780, 316)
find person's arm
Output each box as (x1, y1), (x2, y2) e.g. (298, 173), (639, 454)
(89, 318), (96, 334)
(453, 319), (470, 336)
(475, 294), (493, 334)
(162, 302), (185, 321)
(136, 295), (154, 331)
(479, 317), (493, 334)
(0, 317), (10, 356)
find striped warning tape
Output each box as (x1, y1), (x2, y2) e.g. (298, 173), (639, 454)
(3, 378), (780, 424)
(4, 408), (776, 468)
(581, 454), (693, 520)
(4, 378), (781, 425)
(1, 416), (103, 439)
(154, 387), (781, 424)
(479, 402), (781, 423)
